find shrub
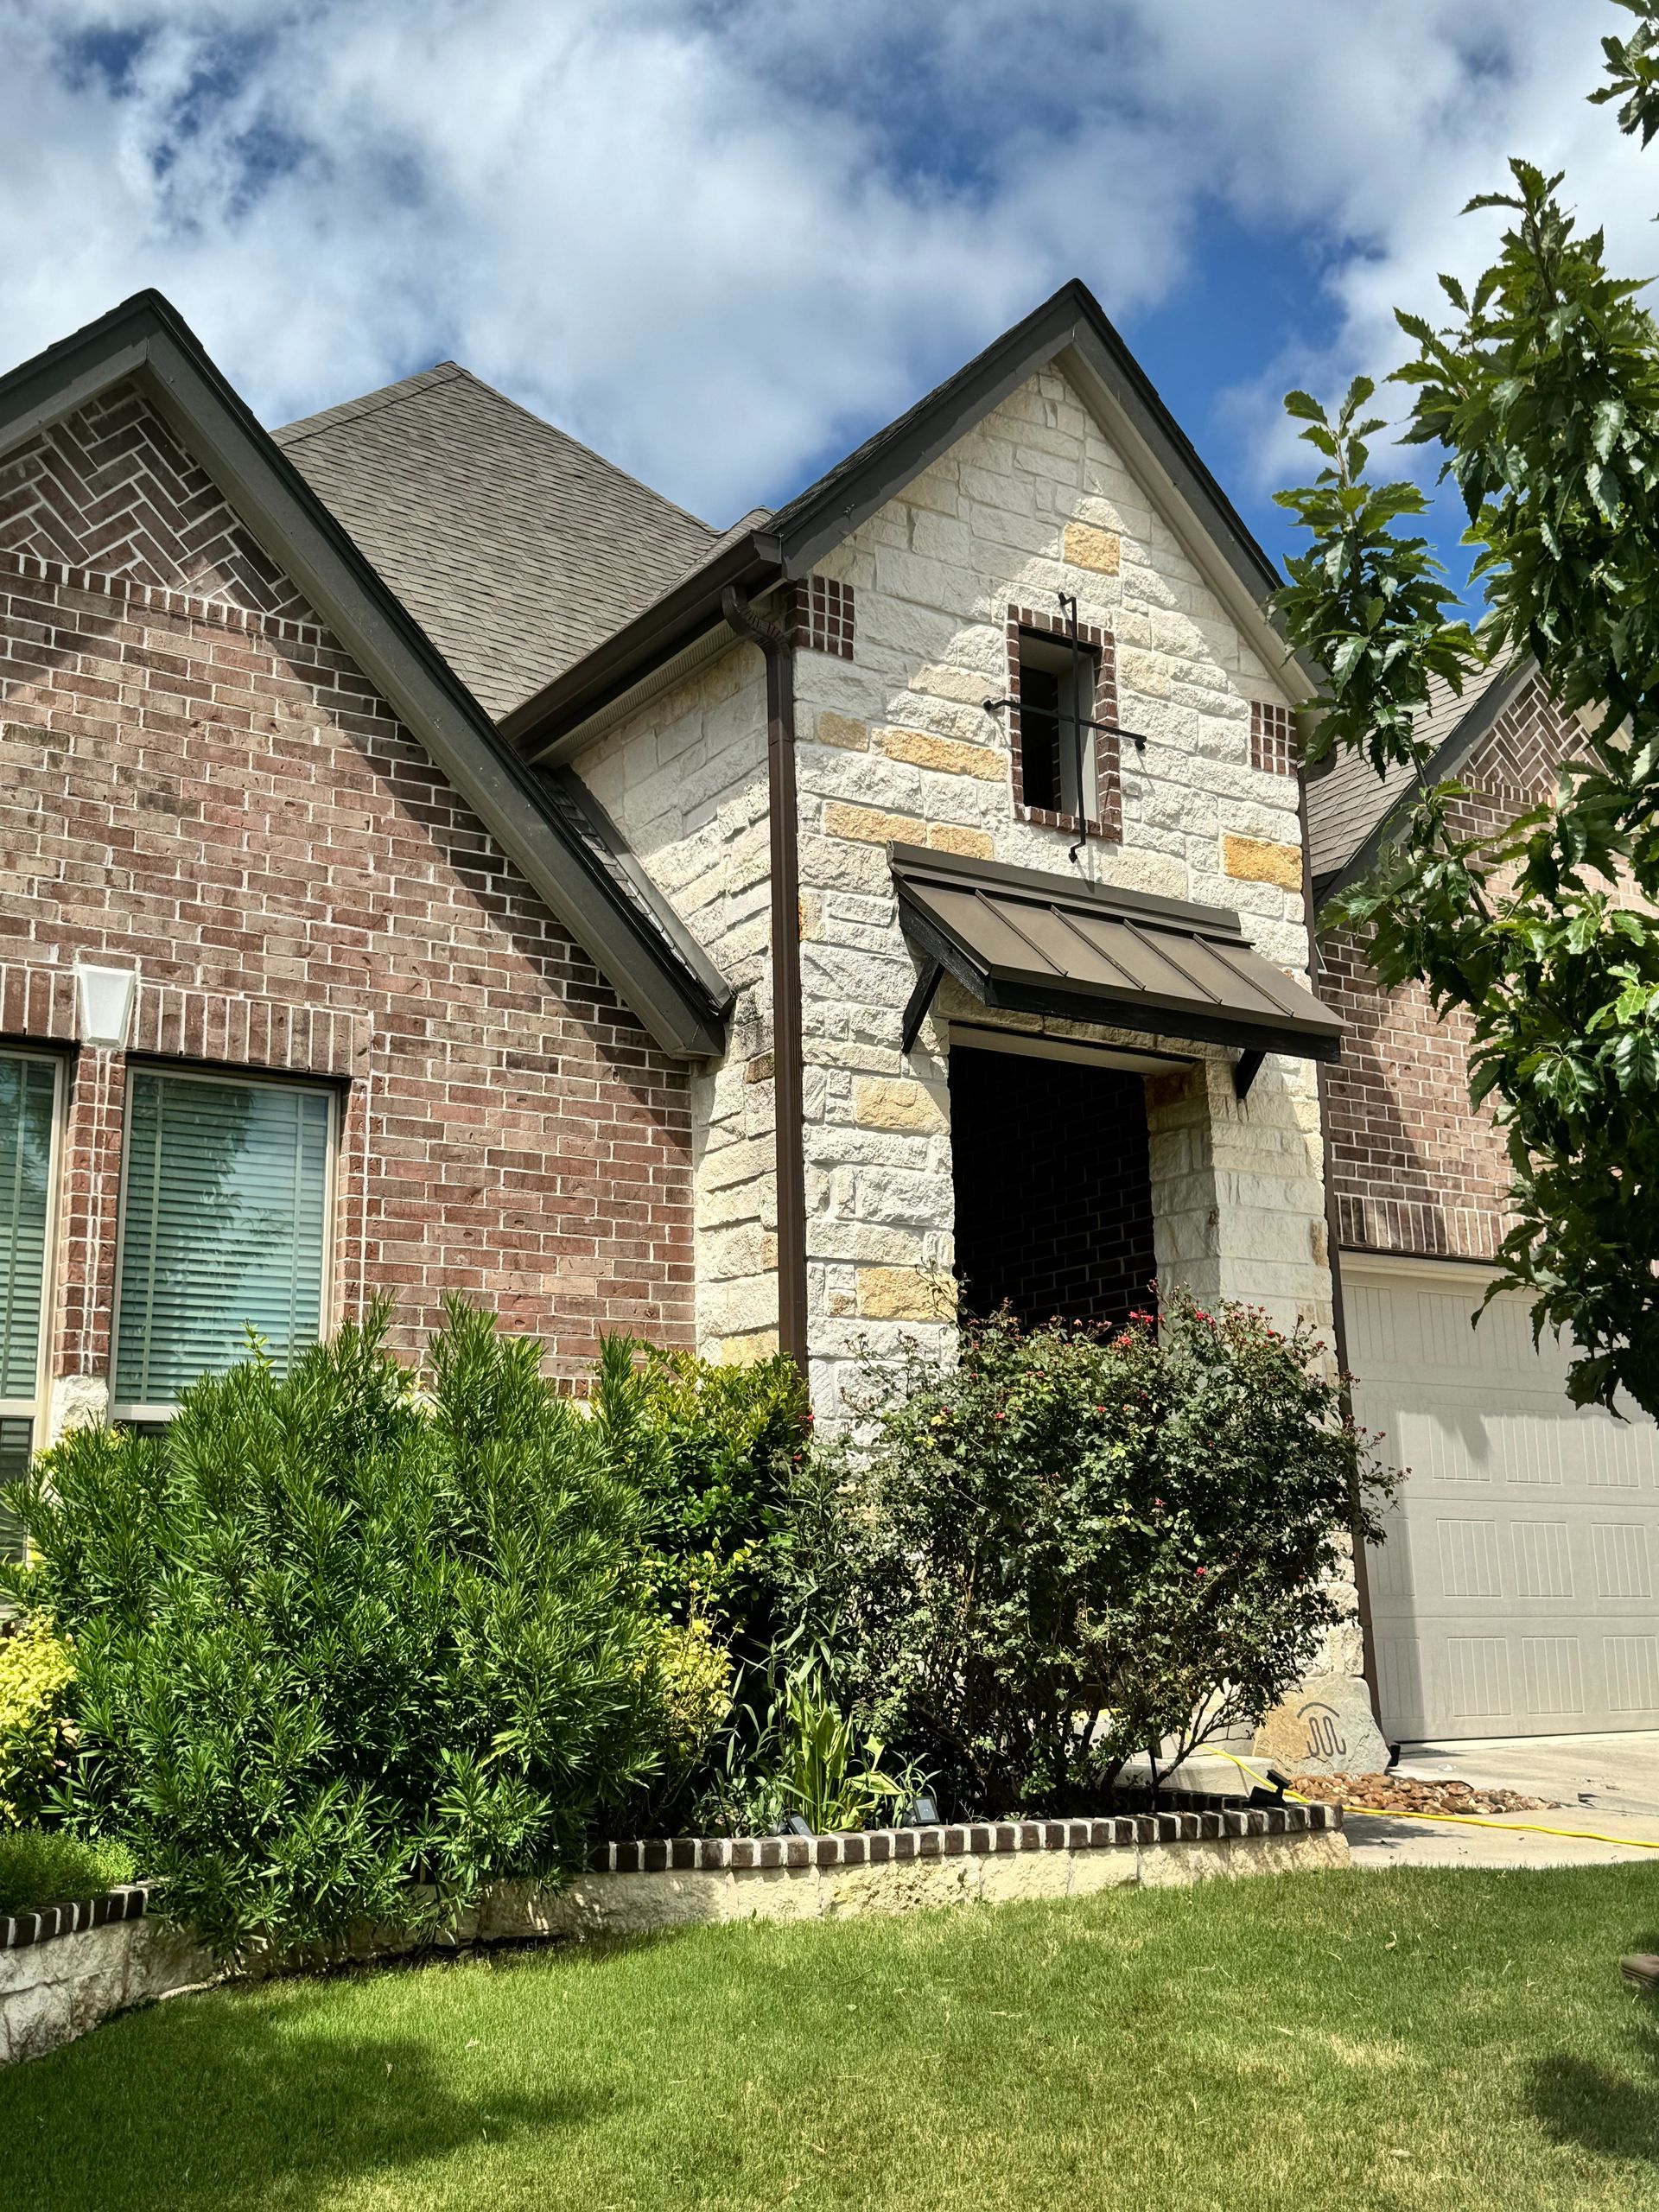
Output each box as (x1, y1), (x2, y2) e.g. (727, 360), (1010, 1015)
(0, 1827), (135, 1916)
(0, 1614), (75, 1825)
(590, 1337), (810, 1662)
(778, 1292), (1390, 1818)
(1, 1301), (670, 1952)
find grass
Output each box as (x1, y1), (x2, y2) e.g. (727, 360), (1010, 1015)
(0, 1828), (134, 1916)
(6, 1866), (1659, 2210)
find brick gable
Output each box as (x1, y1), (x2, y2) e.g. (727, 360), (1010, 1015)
(0, 385), (695, 1398)
(0, 385), (309, 620)
(1319, 671), (1582, 1261)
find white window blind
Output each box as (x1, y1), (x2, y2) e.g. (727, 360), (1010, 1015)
(0, 1052), (58, 1559)
(113, 1071), (333, 1411)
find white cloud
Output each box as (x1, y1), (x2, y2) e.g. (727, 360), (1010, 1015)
(1, 0), (1651, 519)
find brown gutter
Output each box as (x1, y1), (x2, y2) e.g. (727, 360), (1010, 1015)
(721, 585), (809, 1374)
(1295, 751), (1385, 1735)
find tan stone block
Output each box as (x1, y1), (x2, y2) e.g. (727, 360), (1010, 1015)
(926, 823), (995, 860)
(855, 1267), (954, 1321)
(798, 893), (823, 940)
(824, 1859), (976, 1916)
(1065, 1848), (1141, 1897)
(817, 710), (869, 751)
(719, 1328), (781, 1366)
(1222, 834), (1303, 890)
(978, 1851), (1074, 1904)
(823, 800), (926, 847)
(853, 1077), (947, 1132)
(1063, 521), (1121, 575)
(878, 728), (1005, 781)
(729, 1866), (824, 1922)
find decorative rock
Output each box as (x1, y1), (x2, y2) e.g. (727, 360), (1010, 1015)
(1254, 1674), (1390, 1777)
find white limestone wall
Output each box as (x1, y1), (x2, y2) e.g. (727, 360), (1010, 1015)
(789, 365), (1332, 1414)
(573, 650), (778, 1361)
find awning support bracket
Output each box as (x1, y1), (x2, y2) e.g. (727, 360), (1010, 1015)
(901, 959), (944, 1053)
(1233, 1048), (1265, 1100)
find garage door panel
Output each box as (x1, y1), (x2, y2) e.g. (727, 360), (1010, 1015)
(1350, 1259), (1659, 1738)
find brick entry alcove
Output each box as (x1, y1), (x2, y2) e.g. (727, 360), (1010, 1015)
(949, 1046), (1156, 1331)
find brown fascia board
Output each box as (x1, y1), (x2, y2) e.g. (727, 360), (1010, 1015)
(1315, 658), (1537, 906)
(0, 290), (730, 1059)
(511, 277), (1308, 765)
(764, 279), (1283, 608)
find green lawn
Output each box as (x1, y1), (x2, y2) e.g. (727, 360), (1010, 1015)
(7, 1866), (1659, 2211)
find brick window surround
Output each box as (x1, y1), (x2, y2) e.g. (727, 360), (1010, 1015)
(1006, 604), (1122, 841)
(788, 576), (855, 658)
(1250, 700), (1297, 777)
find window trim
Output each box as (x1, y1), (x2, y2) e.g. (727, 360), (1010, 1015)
(0, 1046), (66, 1438)
(1007, 602), (1122, 842)
(107, 1063), (340, 1424)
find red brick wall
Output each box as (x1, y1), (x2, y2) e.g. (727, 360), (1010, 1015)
(1319, 673), (1580, 1260)
(0, 385), (696, 1395)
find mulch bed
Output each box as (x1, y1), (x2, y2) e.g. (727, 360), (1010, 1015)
(1287, 1771), (1560, 1816)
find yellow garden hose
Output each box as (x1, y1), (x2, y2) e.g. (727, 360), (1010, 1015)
(1196, 1745), (1659, 1852)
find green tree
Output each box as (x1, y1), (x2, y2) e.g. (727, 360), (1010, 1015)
(1276, 0), (1659, 1414)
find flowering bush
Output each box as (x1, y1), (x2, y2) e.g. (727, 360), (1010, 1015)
(778, 1291), (1390, 1817)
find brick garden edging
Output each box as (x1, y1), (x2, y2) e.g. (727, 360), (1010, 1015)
(590, 1797), (1341, 1874)
(0, 1794), (1346, 2068)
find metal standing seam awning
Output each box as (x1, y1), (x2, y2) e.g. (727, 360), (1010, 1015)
(891, 844), (1343, 1092)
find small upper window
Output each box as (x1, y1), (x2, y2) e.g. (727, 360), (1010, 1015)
(111, 1069), (334, 1421)
(1015, 628), (1098, 821)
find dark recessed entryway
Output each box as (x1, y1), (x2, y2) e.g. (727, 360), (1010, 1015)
(949, 1046), (1156, 1332)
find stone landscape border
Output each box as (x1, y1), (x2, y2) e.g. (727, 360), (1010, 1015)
(1, 1794), (1346, 2067)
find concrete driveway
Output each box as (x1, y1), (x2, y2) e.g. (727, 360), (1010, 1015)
(1346, 1730), (1659, 1870)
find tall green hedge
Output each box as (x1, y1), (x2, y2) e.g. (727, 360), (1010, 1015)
(2, 1302), (670, 1951)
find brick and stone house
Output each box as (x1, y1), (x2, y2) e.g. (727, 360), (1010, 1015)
(1307, 669), (1659, 1742)
(0, 287), (1345, 1632)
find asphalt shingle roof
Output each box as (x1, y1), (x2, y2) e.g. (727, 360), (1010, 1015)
(1304, 666), (1511, 890)
(273, 365), (721, 720)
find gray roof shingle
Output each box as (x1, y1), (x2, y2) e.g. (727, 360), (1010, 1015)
(274, 365), (721, 719)
(1305, 665), (1514, 889)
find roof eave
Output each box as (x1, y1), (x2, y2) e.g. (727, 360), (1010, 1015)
(508, 277), (1314, 764)
(505, 531), (784, 760)
(0, 292), (731, 1060)
(1315, 658), (1536, 906)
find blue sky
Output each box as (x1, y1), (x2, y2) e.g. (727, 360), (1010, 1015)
(5, 2), (1652, 605)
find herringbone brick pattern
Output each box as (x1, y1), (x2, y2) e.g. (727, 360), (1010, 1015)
(0, 385), (308, 618)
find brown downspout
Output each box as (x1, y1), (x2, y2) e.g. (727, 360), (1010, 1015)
(1296, 754), (1385, 1734)
(721, 586), (809, 1373)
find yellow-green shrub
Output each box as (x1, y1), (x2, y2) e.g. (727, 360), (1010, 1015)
(0, 1615), (74, 1825)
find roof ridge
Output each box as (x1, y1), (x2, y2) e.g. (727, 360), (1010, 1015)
(274, 362), (466, 446)
(434, 365), (719, 538)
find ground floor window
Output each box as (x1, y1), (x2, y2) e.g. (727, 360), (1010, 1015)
(111, 1069), (335, 1422)
(950, 1044), (1155, 1332)
(0, 1051), (60, 1557)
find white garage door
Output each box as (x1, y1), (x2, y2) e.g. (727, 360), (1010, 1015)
(1344, 1254), (1659, 1741)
